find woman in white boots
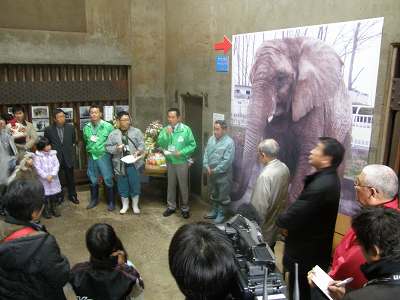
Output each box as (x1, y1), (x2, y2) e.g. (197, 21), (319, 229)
(106, 111), (145, 215)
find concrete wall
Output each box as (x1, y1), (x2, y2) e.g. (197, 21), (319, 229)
(0, 0), (166, 130)
(165, 0), (400, 165)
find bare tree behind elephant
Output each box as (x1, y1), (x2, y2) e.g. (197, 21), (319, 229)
(232, 37), (352, 204)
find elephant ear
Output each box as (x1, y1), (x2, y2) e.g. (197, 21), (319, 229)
(292, 38), (344, 122)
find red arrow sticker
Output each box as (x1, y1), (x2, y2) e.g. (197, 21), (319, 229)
(214, 35), (232, 54)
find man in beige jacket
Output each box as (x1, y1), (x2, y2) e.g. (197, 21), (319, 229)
(250, 139), (290, 250)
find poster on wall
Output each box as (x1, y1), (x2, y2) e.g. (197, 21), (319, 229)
(230, 17), (384, 216)
(79, 106), (91, 119)
(80, 118), (90, 130)
(115, 105), (129, 115)
(31, 106), (49, 119)
(60, 108), (73, 123)
(32, 118), (50, 132)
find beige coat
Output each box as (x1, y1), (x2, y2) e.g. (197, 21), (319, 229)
(250, 159), (290, 247)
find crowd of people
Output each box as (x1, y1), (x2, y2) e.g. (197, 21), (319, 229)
(0, 104), (399, 300)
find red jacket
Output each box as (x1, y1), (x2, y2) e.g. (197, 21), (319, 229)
(329, 197), (399, 289)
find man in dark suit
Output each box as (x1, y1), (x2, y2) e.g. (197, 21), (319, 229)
(44, 108), (79, 204)
(276, 137), (345, 300)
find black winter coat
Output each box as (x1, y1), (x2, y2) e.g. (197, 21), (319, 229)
(0, 217), (70, 300)
(343, 258), (400, 300)
(70, 258), (144, 300)
(276, 167), (341, 270)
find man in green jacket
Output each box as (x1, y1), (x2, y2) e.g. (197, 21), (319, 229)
(203, 120), (235, 224)
(157, 108), (196, 219)
(83, 105), (115, 211)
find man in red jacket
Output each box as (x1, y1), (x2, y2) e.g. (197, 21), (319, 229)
(329, 164), (399, 290)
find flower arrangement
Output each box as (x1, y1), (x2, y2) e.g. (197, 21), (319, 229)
(144, 120), (166, 167)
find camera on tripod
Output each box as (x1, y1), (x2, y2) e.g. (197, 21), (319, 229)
(217, 215), (287, 300)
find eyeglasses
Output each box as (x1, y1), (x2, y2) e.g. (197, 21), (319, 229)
(353, 180), (373, 189)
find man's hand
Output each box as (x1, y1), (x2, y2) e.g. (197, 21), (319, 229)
(307, 269), (316, 288)
(117, 144), (124, 152)
(111, 250), (126, 265)
(327, 282), (346, 300)
(46, 175), (53, 183)
(207, 167), (212, 176)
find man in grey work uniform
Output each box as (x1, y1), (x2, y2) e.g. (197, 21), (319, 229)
(203, 120), (235, 224)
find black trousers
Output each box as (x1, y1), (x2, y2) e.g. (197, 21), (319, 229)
(59, 160), (77, 199)
(284, 254), (330, 300)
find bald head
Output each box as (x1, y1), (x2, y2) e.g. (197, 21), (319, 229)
(361, 164), (398, 200)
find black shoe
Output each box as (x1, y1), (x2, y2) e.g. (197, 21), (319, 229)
(87, 185), (99, 209)
(69, 195), (79, 205)
(43, 199), (52, 219)
(50, 198), (61, 218)
(181, 211), (190, 219)
(163, 208), (176, 217)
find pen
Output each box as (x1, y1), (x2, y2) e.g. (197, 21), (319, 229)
(335, 277), (353, 287)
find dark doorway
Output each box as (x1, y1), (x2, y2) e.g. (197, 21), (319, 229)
(182, 94), (203, 198)
(384, 44), (400, 176)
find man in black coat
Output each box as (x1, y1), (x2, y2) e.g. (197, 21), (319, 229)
(44, 108), (79, 204)
(0, 179), (70, 299)
(276, 137), (345, 300)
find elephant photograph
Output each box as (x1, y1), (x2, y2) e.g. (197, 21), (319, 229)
(230, 18), (384, 216)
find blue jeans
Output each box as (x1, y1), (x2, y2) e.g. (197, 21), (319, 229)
(87, 153), (114, 187)
(116, 165), (141, 198)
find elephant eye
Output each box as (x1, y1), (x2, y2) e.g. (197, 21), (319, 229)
(275, 73), (288, 87)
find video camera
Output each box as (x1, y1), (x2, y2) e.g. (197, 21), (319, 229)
(217, 215), (287, 300)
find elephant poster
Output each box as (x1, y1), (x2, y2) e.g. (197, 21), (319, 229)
(231, 18), (384, 216)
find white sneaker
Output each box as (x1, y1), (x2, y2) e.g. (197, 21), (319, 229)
(120, 197), (129, 214)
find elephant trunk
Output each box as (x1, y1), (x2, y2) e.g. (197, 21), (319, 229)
(234, 86), (274, 200)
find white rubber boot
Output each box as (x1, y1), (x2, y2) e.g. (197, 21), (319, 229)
(132, 195), (140, 214)
(119, 197), (129, 214)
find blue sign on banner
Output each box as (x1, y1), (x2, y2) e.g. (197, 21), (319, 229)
(216, 55), (229, 72)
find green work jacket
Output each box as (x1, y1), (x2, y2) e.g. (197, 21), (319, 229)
(157, 122), (196, 165)
(83, 120), (114, 160)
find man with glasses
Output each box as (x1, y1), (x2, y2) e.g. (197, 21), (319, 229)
(249, 139), (290, 250)
(106, 111), (145, 215)
(325, 164), (399, 290)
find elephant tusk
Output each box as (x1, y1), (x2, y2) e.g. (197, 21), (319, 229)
(267, 115), (274, 123)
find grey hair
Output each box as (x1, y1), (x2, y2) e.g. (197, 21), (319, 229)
(362, 164), (399, 199)
(258, 139), (280, 158)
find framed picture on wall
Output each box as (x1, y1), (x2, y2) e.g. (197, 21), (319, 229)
(115, 105), (129, 115)
(7, 107), (13, 115)
(31, 106), (49, 119)
(80, 118), (90, 130)
(60, 108), (74, 122)
(79, 106), (90, 118)
(32, 118), (50, 132)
